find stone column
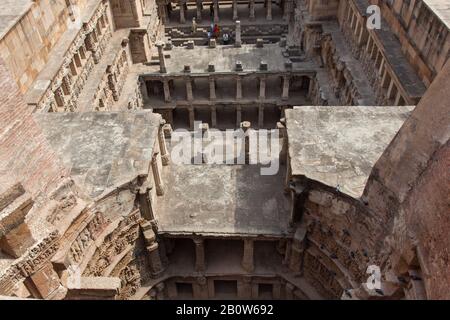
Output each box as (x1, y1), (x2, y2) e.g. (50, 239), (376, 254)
(232, 0), (238, 20)
(163, 79), (171, 102)
(289, 241), (303, 272)
(157, 0), (168, 23)
(151, 154), (165, 196)
(158, 120), (170, 166)
(194, 238), (206, 272)
(277, 120), (287, 165)
(209, 77), (216, 100)
(251, 283), (259, 298)
(166, 281), (178, 299)
(193, 277), (209, 299)
(249, 0), (255, 20)
(266, 0), (272, 21)
(289, 189), (297, 226)
(196, 0), (202, 21)
(140, 79), (150, 104)
(237, 276), (252, 299)
(258, 105), (264, 128)
(186, 77), (193, 101)
(156, 42), (167, 73)
(283, 0), (292, 21)
(211, 106), (217, 127)
(214, 0), (219, 23)
(259, 77), (266, 100)
(235, 20), (241, 47)
(138, 188), (155, 221)
(142, 223), (166, 277)
(236, 105), (242, 127)
(242, 239), (254, 272)
(179, 0), (186, 24)
(236, 76), (243, 100)
(156, 283), (165, 300)
(282, 75), (290, 100)
(147, 242), (165, 277)
(188, 107), (195, 130)
(273, 283), (281, 299)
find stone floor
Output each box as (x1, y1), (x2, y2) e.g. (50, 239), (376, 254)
(165, 43), (290, 73)
(156, 158), (291, 236)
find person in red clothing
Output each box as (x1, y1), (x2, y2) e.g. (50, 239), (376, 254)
(213, 24), (220, 38)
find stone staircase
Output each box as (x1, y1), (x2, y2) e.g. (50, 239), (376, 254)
(165, 23), (288, 46)
(284, 45), (305, 62)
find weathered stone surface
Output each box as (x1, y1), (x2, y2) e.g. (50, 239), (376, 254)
(27, 262), (62, 299)
(33, 112), (161, 199)
(286, 106), (413, 198)
(0, 0), (448, 302)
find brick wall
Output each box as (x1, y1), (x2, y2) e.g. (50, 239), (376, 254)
(0, 58), (68, 200)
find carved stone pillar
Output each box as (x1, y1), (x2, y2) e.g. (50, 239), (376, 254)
(277, 120), (287, 165)
(166, 281), (178, 299)
(283, 0), (292, 21)
(158, 120), (170, 166)
(147, 242), (165, 277)
(142, 223), (166, 277)
(140, 79), (150, 104)
(156, 283), (165, 300)
(282, 75), (290, 100)
(273, 283), (281, 299)
(289, 227), (307, 273)
(139, 188), (155, 221)
(186, 77), (193, 101)
(249, 0), (255, 20)
(258, 105), (264, 128)
(242, 239), (254, 272)
(236, 105), (242, 128)
(163, 79), (171, 102)
(151, 154), (165, 196)
(259, 77), (266, 100)
(196, 0), (202, 21)
(235, 20), (242, 47)
(179, 0), (186, 24)
(209, 77), (216, 100)
(214, 0), (219, 23)
(193, 276), (209, 299)
(289, 241), (303, 272)
(266, 0), (272, 20)
(211, 106), (217, 128)
(232, 0), (238, 20)
(188, 107), (195, 130)
(237, 276), (252, 299)
(157, 0), (168, 24)
(236, 76), (243, 100)
(194, 238), (206, 272)
(156, 42), (167, 73)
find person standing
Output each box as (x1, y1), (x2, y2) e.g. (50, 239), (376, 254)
(192, 17), (197, 34)
(222, 32), (230, 45)
(213, 24), (220, 38)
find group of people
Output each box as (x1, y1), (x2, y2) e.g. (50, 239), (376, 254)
(191, 18), (232, 45)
